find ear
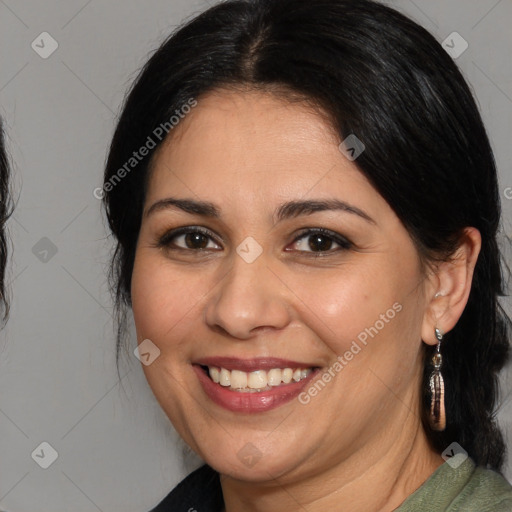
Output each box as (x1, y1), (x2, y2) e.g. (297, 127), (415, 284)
(421, 227), (482, 345)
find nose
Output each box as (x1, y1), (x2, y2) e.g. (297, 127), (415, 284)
(204, 251), (292, 340)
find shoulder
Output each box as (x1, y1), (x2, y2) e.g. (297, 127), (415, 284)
(148, 464), (223, 512)
(398, 457), (512, 512)
(450, 464), (512, 511)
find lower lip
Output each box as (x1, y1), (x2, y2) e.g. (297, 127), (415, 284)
(193, 365), (319, 413)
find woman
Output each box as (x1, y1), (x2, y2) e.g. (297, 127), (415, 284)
(0, 118), (11, 323)
(103, 0), (512, 510)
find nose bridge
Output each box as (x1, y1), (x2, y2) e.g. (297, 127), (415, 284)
(205, 247), (290, 339)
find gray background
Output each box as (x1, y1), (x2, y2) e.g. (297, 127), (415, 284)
(0, 0), (511, 510)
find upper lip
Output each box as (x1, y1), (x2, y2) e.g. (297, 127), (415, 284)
(194, 357), (317, 372)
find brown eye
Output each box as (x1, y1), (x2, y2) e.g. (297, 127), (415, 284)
(183, 232), (209, 249)
(158, 227), (221, 251)
(308, 234), (334, 252)
(289, 228), (352, 254)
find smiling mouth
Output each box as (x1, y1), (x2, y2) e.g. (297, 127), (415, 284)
(200, 365), (316, 392)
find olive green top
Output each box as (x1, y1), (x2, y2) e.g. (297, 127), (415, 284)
(396, 456), (512, 511)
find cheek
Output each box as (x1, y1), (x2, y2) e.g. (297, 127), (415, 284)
(131, 249), (220, 356)
(130, 251), (204, 344)
(281, 255), (424, 392)
(280, 259), (410, 347)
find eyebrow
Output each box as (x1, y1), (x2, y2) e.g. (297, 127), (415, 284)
(145, 197), (375, 224)
(146, 198), (220, 218)
(274, 199), (375, 224)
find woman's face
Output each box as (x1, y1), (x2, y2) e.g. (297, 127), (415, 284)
(131, 89), (433, 482)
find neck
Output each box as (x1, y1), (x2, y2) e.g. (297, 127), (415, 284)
(220, 415), (443, 512)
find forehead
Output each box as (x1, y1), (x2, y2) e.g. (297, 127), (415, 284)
(145, 89), (379, 213)
(161, 88), (339, 157)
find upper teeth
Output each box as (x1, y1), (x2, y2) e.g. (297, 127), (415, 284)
(208, 367), (312, 391)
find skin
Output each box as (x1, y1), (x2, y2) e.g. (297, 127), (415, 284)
(131, 89), (481, 511)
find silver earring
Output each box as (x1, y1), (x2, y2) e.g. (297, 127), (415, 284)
(429, 327), (446, 431)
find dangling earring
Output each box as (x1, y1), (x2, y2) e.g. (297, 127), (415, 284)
(429, 327), (446, 431)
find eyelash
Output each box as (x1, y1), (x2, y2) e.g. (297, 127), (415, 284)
(156, 226), (353, 256)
